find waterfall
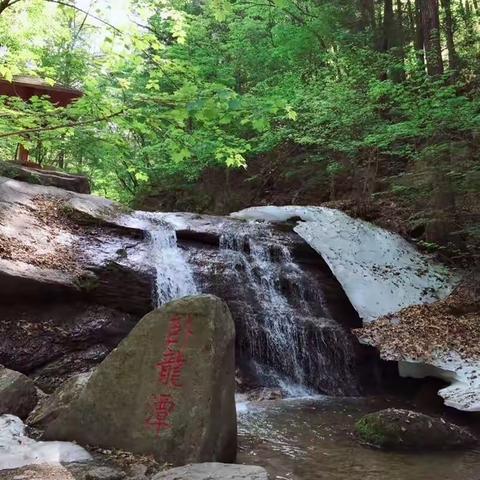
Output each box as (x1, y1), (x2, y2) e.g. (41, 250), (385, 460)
(143, 211), (361, 396)
(219, 231), (359, 396)
(148, 224), (197, 306)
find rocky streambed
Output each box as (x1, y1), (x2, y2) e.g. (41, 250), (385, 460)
(237, 396), (480, 480)
(1, 169), (480, 479)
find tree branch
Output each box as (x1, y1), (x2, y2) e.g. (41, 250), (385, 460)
(44, 0), (122, 33)
(0, 0), (121, 34)
(0, 0), (21, 15)
(0, 110), (124, 138)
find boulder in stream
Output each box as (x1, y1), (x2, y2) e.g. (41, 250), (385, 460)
(152, 463), (269, 480)
(0, 367), (38, 419)
(355, 408), (477, 450)
(43, 295), (237, 465)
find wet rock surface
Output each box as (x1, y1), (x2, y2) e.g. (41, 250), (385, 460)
(157, 212), (377, 395)
(355, 408), (477, 450)
(0, 302), (137, 392)
(43, 295), (237, 466)
(152, 463), (270, 480)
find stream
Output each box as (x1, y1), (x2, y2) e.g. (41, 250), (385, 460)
(237, 396), (480, 480)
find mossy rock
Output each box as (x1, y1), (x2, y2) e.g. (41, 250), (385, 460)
(355, 408), (477, 450)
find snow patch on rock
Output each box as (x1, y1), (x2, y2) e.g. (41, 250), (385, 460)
(231, 206), (457, 322)
(398, 356), (480, 412)
(0, 414), (91, 470)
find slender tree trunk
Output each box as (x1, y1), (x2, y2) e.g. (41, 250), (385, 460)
(441, 0), (459, 70)
(414, 0), (426, 66)
(420, 0), (444, 75)
(459, 0), (476, 45)
(382, 0), (406, 81)
(383, 0), (395, 51)
(359, 0), (376, 30)
(395, 0), (406, 80)
(407, 0), (417, 40)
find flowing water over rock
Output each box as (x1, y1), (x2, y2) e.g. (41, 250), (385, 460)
(147, 222), (197, 306)
(237, 397), (480, 480)
(154, 213), (370, 396)
(218, 230), (358, 395)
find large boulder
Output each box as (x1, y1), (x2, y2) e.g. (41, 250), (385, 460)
(355, 408), (477, 450)
(152, 463), (269, 480)
(43, 295), (237, 465)
(0, 367), (38, 419)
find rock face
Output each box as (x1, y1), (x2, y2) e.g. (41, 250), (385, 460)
(152, 463), (269, 480)
(28, 372), (92, 428)
(0, 161), (91, 194)
(44, 295), (237, 465)
(0, 414), (91, 470)
(156, 212), (376, 396)
(0, 175), (379, 399)
(0, 177), (156, 388)
(0, 367), (38, 419)
(355, 409), (477, 450)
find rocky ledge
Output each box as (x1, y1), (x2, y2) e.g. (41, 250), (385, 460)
(0, 176), (156, 389)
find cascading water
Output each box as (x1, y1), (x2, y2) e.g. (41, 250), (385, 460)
(147, 222), (197, 306)
(219, 230), (359, 396)
(144, 212), (363, 396)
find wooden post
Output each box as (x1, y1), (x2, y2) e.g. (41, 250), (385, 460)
(18, 144), (29, 164)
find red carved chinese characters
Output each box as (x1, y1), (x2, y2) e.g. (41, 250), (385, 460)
(157, 349), (185, 387)
(145, 314), (193, 435)
(145, 394), (176, 434)
(156, 314), (193, 388)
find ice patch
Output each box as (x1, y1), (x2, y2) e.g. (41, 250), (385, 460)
(398, 355), (480, 412)
(0, 415), (92, 470)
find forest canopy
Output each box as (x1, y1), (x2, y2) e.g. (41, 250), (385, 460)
(0, 0), (479, 260)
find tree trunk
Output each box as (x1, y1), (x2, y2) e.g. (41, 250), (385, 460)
(440, 0), (459, 71)
(383, 0), (395, 51)
(407, 0), (416, 40)
(359, 0), (376, 30)
(395, 0), (406, 80)
(420, 0), (444, 75)
(382, 0), (405, 81)
(414, 0), (426, 66)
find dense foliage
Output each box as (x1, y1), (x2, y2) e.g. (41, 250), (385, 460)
(0, 0), (479, 259)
